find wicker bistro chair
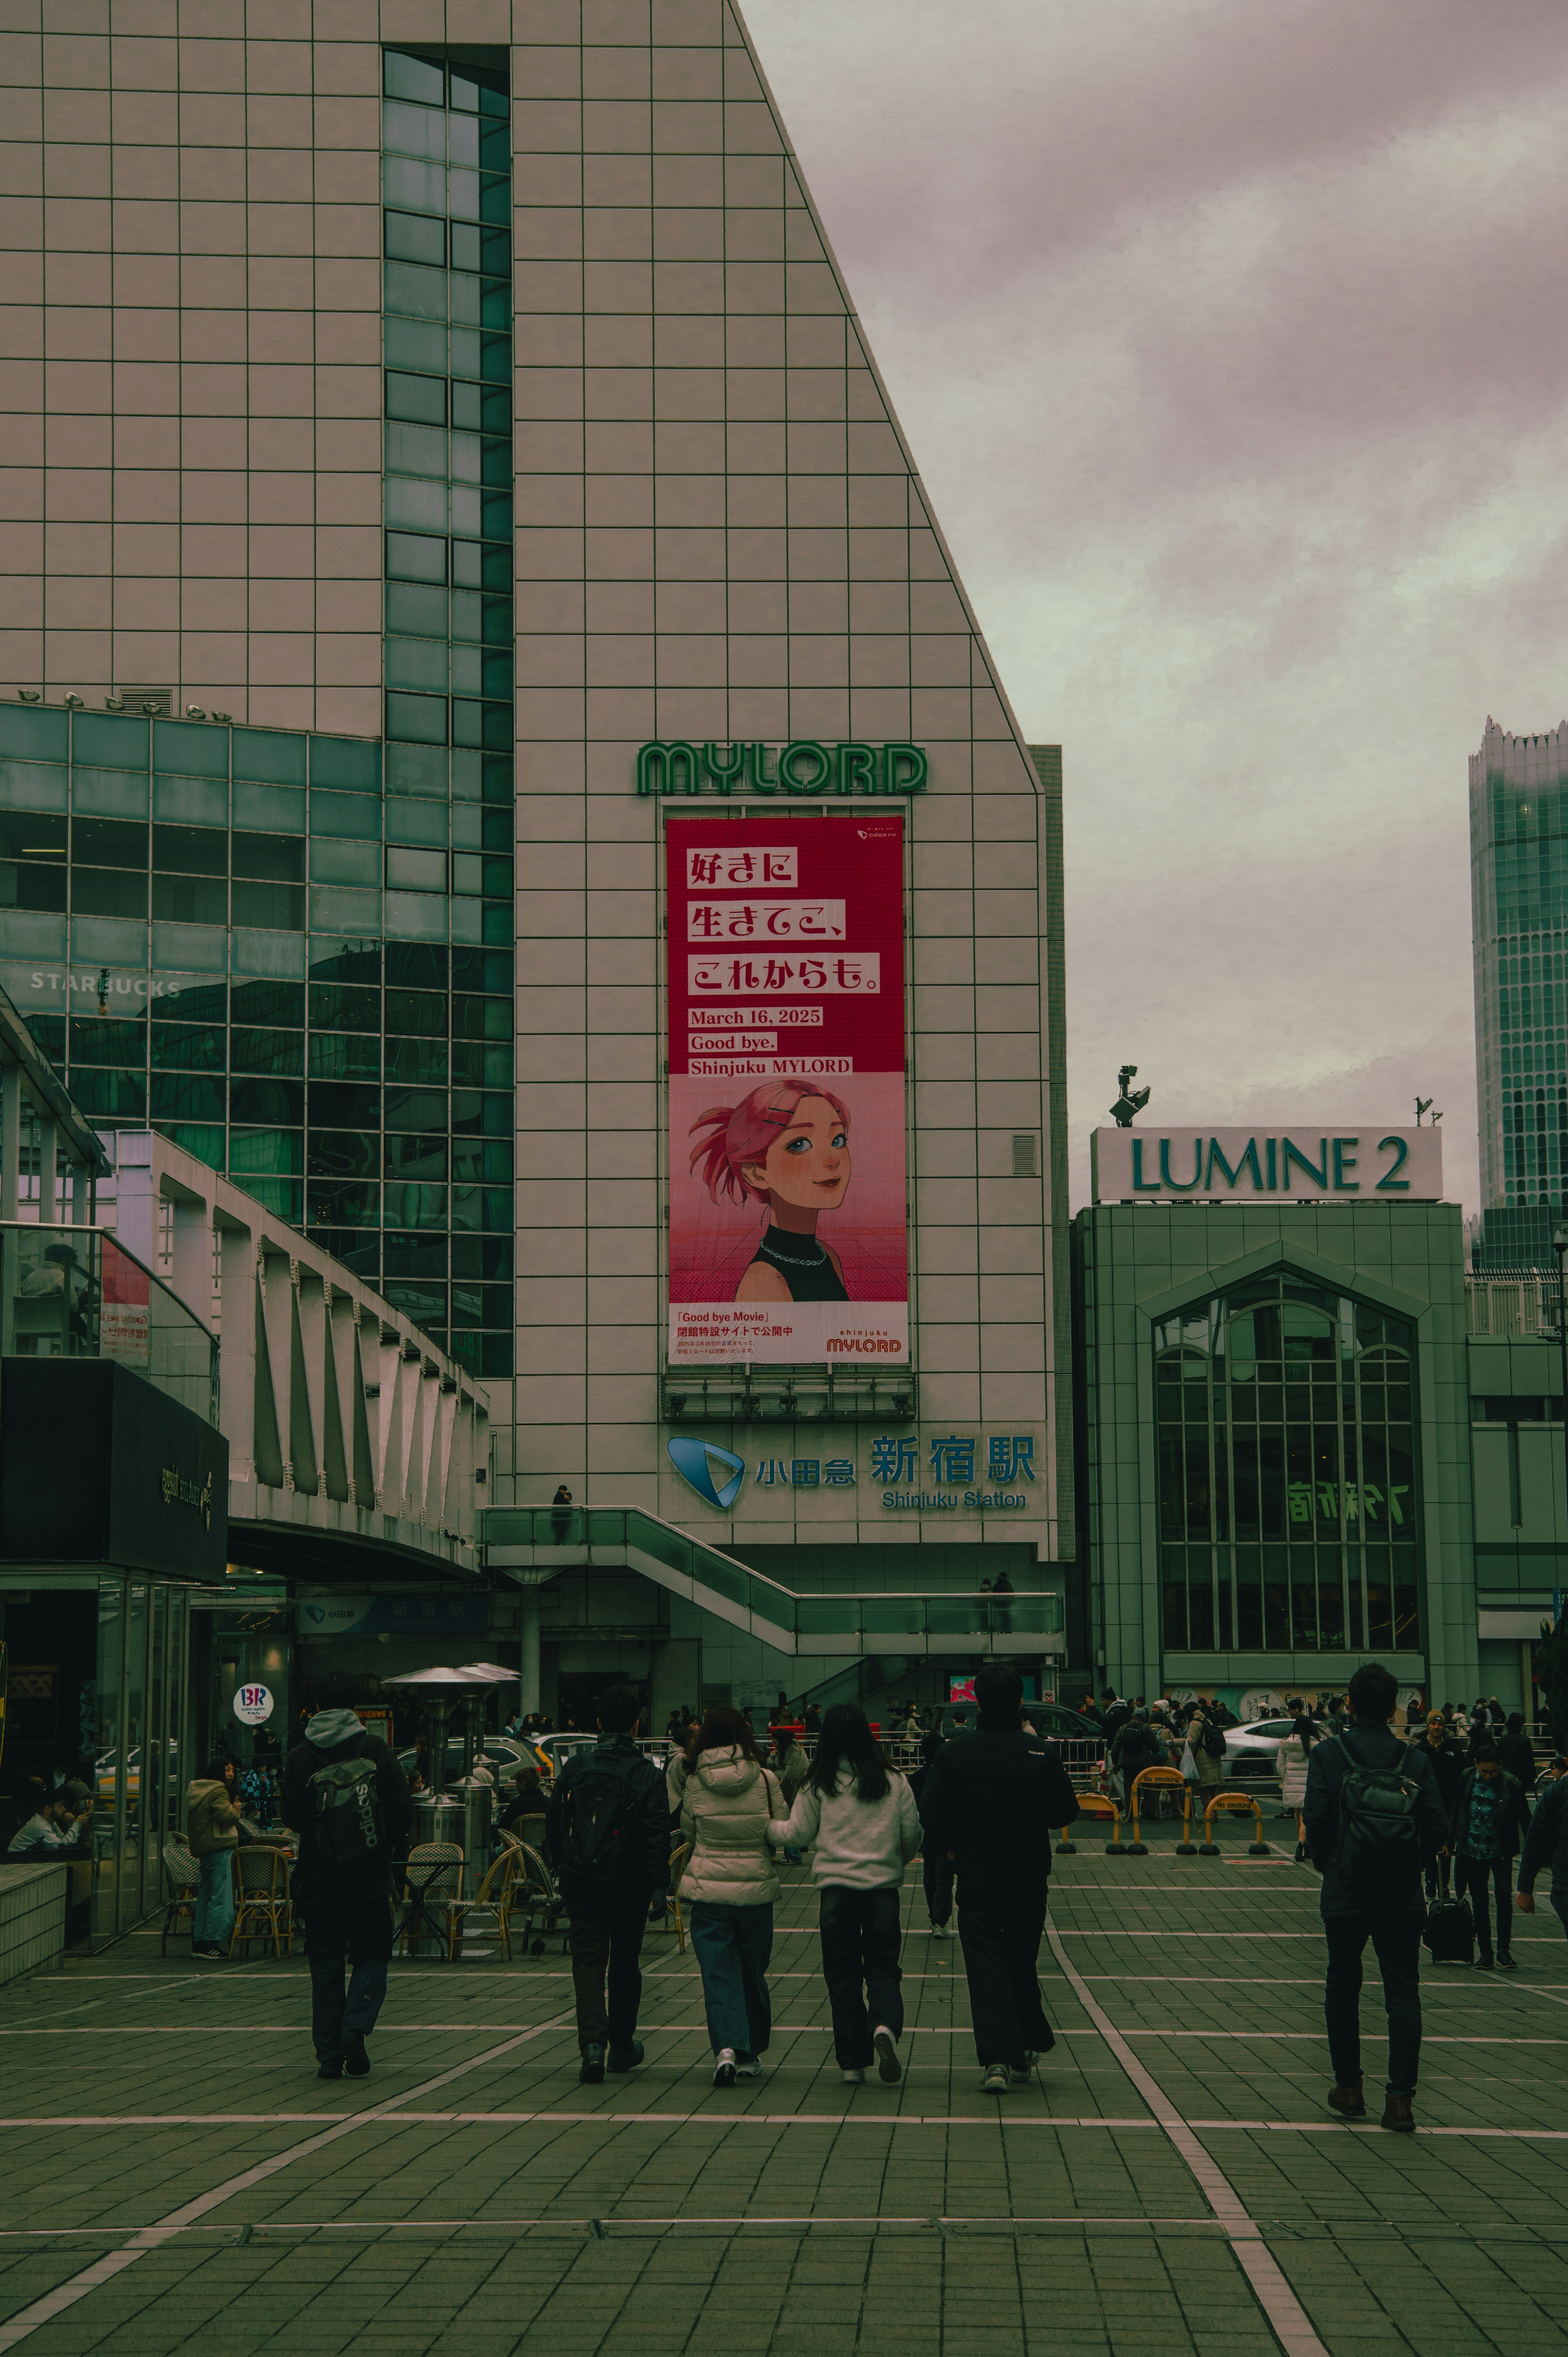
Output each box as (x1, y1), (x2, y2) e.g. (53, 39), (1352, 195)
(510, 1841), (570, 1958)
(228, 1845), (292, 1959)
(399, 1842), (465, 1960)
(443, 1845), (524, 1961)
(160, 1840), (200, 1956)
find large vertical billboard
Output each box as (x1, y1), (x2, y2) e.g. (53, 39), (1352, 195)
(666, 814), (908, 1366)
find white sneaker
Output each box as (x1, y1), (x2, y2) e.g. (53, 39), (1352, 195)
(712, 2048), (737, 2088)
(981, 2063), (1010, 2093)
(928, 1920), (953, 1937)
(873, 2026), (902, 2083)
(841, 2066), (865, 2085)
(735, 2058), (763, 2080)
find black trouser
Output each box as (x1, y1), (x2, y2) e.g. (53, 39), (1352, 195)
(1456, 1855), (1514, 1961)
(565, 1888), (650, 2052)
(956, 1879), (1054, 2069)
(1323, 1911), (1422, 2097)
(923, 1849), (954, 1926)
(819, 1884), (903, 2069)
(303, 1896), (394, 2068)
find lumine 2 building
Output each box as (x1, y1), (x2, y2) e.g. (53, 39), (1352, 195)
(0, 2), (1072, 1725)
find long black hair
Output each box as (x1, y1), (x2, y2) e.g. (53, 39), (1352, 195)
(806, 1703), (890, 1802)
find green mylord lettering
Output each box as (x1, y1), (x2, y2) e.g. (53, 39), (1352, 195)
(1282, 1137), (1327, 1191)
(744, 742), (780, 794)
(779, 740), (832, 794)
(835, 742), (878, 795)
(636, 740), (700, 796)
(1205, 1136), (1264, 1191)
(883, 743), (928, 793)
(702, 742), (744, 794)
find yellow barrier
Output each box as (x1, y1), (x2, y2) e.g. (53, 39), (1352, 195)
(1126, 1766), (1191, 1855)
(1057, 1789), (1126, 1855)
(1200, 1789), (1271, 1855)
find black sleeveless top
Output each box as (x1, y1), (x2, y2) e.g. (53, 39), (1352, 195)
(746, 1226), (849, 1302)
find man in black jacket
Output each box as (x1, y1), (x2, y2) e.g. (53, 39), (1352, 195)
(1447, 1742), (1532, 1969)
(1516, 1765), (1568, 1947)
(1413, 1710), (1466, 1901)
(1301, 1661), (1447, 2133)
(918, 1662), (1079, 2092)
(544, 1684), (670, 2086)
(1497, 1713), (1536, 1793)
(281, 1706), (412, 2081)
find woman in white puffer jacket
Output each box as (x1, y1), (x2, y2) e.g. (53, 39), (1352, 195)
(769, 1703), (922, 2087)
(670, 1705), (785, 2089)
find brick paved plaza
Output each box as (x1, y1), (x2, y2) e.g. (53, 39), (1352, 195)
(1, 1822), (1564, 2357)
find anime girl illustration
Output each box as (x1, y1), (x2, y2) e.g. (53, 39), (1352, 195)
(688, 1078), (853, 1302)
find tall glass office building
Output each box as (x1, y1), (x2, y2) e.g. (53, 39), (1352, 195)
(1471, 716), (1568, 1246)
(0, 3), (1073, 1718)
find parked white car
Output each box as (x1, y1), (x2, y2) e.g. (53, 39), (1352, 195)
(1223, 1716), (1299, 1781)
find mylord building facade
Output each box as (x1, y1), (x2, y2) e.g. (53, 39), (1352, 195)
(0, 4), (1069, 1723)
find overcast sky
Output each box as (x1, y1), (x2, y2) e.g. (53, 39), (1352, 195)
(747, 0), (1568, 1220)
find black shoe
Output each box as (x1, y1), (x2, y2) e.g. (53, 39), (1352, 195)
(318, 2060), (343, 2080)
(607, 2039), (644, 2073)
(343, 2032), (370, 2077)
(579, 2042), (606, 2084)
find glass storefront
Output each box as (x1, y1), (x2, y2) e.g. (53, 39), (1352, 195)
(1155, 1274), (1421, 1657)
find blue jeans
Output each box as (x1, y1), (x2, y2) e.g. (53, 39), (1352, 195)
(193, 1850), (235, 1949)
(304, 1898), (394, 2066)
(689, 1900), (773, 2060)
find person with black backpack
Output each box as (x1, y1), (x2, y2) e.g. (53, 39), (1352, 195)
(1301, 1661), (1448, 2132)
(544, 1684), (670, 2086)
(281, 1706), (412, 2080)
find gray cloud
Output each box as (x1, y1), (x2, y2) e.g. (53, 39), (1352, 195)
(746, 0), (1568, 1221)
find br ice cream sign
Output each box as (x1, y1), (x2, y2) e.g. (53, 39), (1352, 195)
(1091, 1126), (1443, 1202)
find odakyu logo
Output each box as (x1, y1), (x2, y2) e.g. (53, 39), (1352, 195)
(666, 1434), (746, 1511)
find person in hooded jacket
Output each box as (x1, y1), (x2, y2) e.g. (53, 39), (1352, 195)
(281, 1705), (412, 2080)
(768, 1703), (922, 2085)
(185, 1755), (243, 1959)
(669, 1704), (784, 2088)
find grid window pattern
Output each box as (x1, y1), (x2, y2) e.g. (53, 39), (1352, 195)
(0, 701), (513, 1377)
(382, 52), (514, 774)
(1155, 1275), (1421, 1656)
(1470, 722), (1568, 1211)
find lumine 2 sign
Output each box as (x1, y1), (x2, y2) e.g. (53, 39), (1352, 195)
(1091, 1125), (1443, 1202)
(637, 741), (928, 797)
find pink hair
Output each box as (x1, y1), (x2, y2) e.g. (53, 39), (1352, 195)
(688, 1079), (851, 1207)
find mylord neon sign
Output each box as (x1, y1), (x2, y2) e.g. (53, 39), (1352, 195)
(1091, 1125), (1443, 1201)
(637, 740), (927, 797)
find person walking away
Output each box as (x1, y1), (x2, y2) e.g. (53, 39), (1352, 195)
(1497, 1713), (1536, 1798)
(769, 1703), (922, 2084)
(1515, 1758), (1568, 1950)
(1446, 1739), (1530, 1971)
(1185, 1703), (1225, 1821)
(919, 1663), (1079, 2092)
(768, 1722), (811, 1863)
(1301, 1661), (1447, 2131)
(671, 1705), (784, 2087)
(1100, 1690), (1130, 1744)
(185, 1754), (243, 1960)
(1414, 1712), (1465, 1900)
(546, 1684), (670, 2083)
(1275, 1714), (1319, 1859)
(1112, 1708), (1161, 1811)
(282, 1706), (412, 2079)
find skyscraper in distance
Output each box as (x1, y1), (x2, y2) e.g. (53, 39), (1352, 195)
(1470, 716), (1568, 1269)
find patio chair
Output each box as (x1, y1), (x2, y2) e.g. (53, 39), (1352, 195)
(228, 1845), (291, 1959)
(511, 1840), (569, 1958)
(444, 1845), (523, 1961)
(399, 1841), (464, 1960)
(160, 1840), (199, 1957)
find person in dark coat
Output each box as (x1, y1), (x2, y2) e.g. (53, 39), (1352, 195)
(1497, 1713), (1536, 1794)
(1110, 1709), (1163, 1809)
(281, 1706), (412, 2080)
(911, 1720), (956, 1936)
(918, 1663), (1079, 2091)
(545, 1684), (670, 2085)
(1446, 1742), (1532, 1969)
(1414, 1710), (1466, 1899)
(1302, 1661), (1447, 2133)
(1515, 1767), (1568, 1949)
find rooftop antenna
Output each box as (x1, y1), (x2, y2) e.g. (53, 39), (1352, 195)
(1414, 1097), (1442, 1126)
(1110, 1064), (1150, 1127)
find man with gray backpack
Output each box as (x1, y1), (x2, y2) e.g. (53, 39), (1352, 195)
(1302, 1661), (1448, 2132)
(282, 1705), (412, 2081)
